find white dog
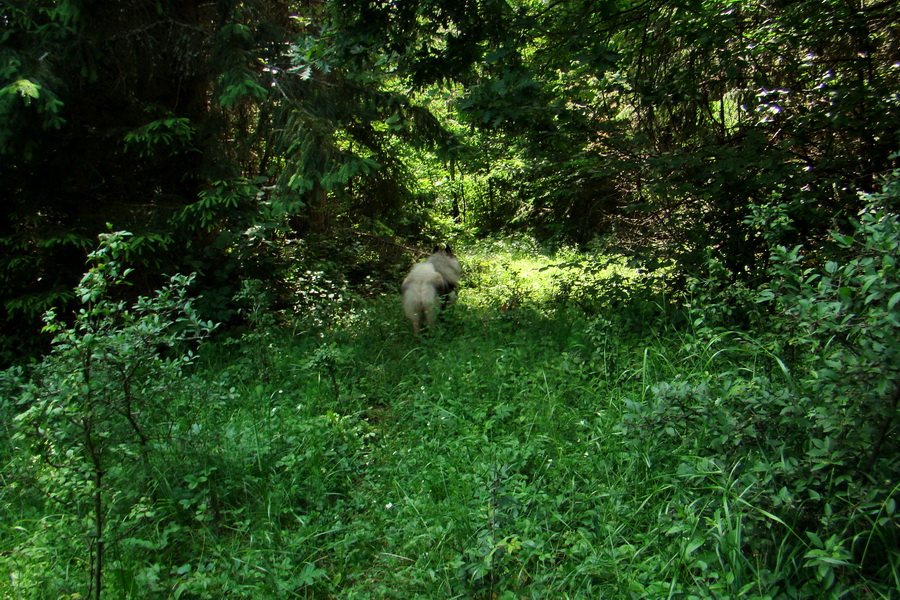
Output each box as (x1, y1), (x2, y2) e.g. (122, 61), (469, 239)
(401, 246), (461, 335)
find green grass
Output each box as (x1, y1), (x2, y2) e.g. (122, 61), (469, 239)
(1, 241), (898, 599)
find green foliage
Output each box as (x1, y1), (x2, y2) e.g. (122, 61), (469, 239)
(5, 231), (216, 599)
(630, 177), (900, 598)
(123, 116), (195, 159)
(2, 3), (900, 595)
(0, 76), (66, 157)
(340, 0), (900, 272)
(4, 238), (900, 598)
(1, 0), (312, 362)
(758, 181), (900, 473)
(548, 251), (674, 321)
(6, 0), (899, 362)
(177, 179), (261, 232)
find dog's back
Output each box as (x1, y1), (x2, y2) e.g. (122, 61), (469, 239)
(401, 246), (462, 335)
(401, 263), (443, 335)
(426, 246), (461, 289)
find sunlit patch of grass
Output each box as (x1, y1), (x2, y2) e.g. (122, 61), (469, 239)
(459, 237), (657, 312)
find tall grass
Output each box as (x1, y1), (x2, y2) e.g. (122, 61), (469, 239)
(2, 236), (898, 599)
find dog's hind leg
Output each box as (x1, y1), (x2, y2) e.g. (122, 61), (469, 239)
(423, 304), (436, 331)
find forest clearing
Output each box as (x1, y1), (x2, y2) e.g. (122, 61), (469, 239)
(2, 0), (899, 598)
(3, 234), (898, 598)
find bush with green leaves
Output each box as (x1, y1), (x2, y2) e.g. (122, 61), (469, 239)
(758, 194), (900, 593)
(620, 175), (900, 597)
(760, 207), (900, 469)
(4, 231), (216, 600)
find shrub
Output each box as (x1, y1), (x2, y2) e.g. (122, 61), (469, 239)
(5, 231), (216, 600)
(618, 171), (900, 597)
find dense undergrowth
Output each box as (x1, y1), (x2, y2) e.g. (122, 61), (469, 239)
(2, 202), (900, 598)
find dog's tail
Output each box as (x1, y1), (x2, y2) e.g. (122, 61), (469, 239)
(401, 263), (443, 335)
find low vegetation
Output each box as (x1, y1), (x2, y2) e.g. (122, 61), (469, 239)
(3, 2), (899, 598)
(2, 183), (898, 598)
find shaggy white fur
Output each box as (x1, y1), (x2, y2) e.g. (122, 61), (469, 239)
(401, 263), (443, 335)
(401, 247), (461, 335)
(426, 250), (461, 289)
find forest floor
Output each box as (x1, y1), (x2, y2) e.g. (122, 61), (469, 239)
(2, 240), (896, 599)
(188, 244), (717, 598)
